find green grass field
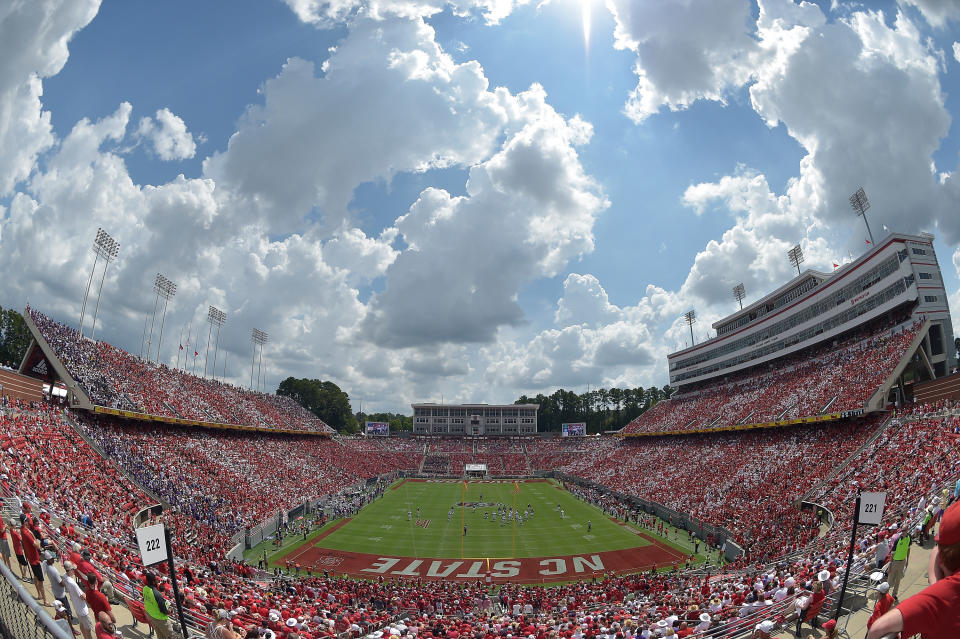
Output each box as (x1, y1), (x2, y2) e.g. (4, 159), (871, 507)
(246, 479), (707, 571)
(316, 479), (647, 558)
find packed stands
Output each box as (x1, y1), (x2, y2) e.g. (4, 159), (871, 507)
(29, 308), (334, 433)
(1, 399), (958, 639)
(622, 318), (922, 434)
(535, 418), (885, 561)
(76, 415), (421, 557)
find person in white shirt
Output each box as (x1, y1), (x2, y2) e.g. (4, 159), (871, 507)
(63, 561), (93, 639)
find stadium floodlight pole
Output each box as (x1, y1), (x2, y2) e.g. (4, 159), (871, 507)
(203, 306), (225, 378)
(79, 228), (106, 337)
(88, 231), (119, 340)
(146, 273), (164, 361)
(787, 244), (804, 277)
(154, 276), (177, 363)
(683, 310), (696, 347)
(205, 306), (226, 380)
(140, 314), (150, 359)
(213, 309), (226, 381)
(849, 186), (874, 246)
(257, 335), (267, 392)
(251, 328), (268, 390)
(733, 283), (746, 310)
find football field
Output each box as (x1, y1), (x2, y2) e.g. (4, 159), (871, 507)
(261, 479), (705, 583)
(318, 478), (645, 558)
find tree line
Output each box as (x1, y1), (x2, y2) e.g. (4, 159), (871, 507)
(515, 385), (673, 434)
(0, 307), (31, 369)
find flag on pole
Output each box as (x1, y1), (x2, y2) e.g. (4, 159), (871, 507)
(194, 350), (199, 357)
(179, 343), (183, 351)
(865, 238), (872, 245)
(832, 262), (839, 269)
(882, 224), (889, 232)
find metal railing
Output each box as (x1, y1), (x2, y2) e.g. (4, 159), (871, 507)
(0, 561), (71, 639)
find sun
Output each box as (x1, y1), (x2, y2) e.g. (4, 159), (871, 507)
(581, 0), (593, 52)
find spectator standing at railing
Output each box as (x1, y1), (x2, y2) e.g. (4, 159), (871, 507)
(867, 501), (960, 639)
(45, 551), (71, 618)
(8, 517), (31, 581)
(143, 571), (175, 639)
(0, 516), (10, 570)
(64, 561), (94, 639)
(20, 516), (47, 606)
(84, 573), (115, 625)
(887, 525), (912, 598)
(866, 582), (894, 634)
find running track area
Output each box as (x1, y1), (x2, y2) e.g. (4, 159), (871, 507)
(277, 520), (687, 584)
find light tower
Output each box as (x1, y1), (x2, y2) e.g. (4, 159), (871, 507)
(849, 186), (874, 245)
(204, 306), (226, 379)
(250, 328), (268, 391)
(79, 228), (119, 338)
(88, 231), (120, 340)
(733, 282), (746, 311)
(787, 244), (804, 277)
(153, 276), (177, 363)
(145, 273), (175, 361)
(683, 309), (696, 347)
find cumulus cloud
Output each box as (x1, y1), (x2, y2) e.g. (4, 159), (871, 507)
(611, 0), (960, 309)
(606, 0), (761, 123)
(136, 108), (198, 161)
(482, 276), (663, 392)
(204, 16), (514, 234)
(900, 0), (960, 28)
(280, 0), (528, 26)
(554, 273), (620, 327)
(359, 84), (607, 347)
(0, 0), (101, 195)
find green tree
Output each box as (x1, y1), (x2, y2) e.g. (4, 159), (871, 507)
(277, 377), (357, 433)
(0, 307), (31, 369)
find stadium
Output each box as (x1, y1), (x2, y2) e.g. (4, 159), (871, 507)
(0, 229), (957, 639)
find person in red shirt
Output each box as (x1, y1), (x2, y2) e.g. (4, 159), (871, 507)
(866, 581), (894, 631)
(0, 517), (10, 570)
(84, 574), (114, 623)
(7, 518), (30, 581)
(868, 501), (960, 639)
(19, 521), (47, 605)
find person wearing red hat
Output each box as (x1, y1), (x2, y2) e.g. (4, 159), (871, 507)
(867, 501), (960, 639)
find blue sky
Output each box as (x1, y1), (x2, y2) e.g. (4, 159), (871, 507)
(2, 0), (960, 412)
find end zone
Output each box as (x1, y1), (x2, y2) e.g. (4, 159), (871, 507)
(275, 532), (687, 583)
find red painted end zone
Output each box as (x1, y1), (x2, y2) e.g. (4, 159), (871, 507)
(276, 535), (686, 584)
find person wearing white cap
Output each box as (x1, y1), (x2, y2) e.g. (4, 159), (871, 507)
(63, 561), (93, 639)
(694, 614), (710, 633)
(867, 582), (894, 632)
(751, 619), (775, 638)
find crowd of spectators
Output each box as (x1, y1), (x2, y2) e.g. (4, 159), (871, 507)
(75, 415), (421, 561)
(0, 399), (957, 639)
(622, 319), (921, 435)
(535, 418), (886, 561)
(29, 309), (334, 433)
